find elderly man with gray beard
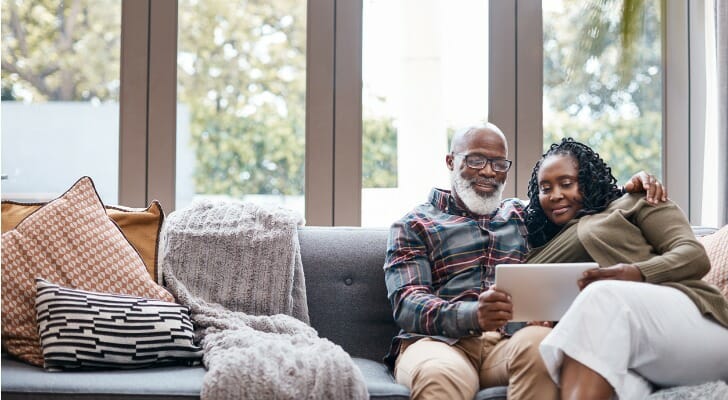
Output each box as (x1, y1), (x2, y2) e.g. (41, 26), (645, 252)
(382, 123), (665, 400)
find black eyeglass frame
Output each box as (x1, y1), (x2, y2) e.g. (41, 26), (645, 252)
(452, 153), (512, 172)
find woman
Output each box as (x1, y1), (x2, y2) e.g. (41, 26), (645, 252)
(524, 138), (728, 400)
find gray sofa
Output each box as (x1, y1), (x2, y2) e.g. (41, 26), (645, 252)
(2, 226), (719, 399)
(1, 226), (508, 400)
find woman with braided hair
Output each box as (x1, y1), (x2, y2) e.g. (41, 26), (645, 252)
(524, 138), (728, 400)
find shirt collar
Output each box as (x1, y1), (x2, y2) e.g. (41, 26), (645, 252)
(428, 188), (523, 228)
(429, 187), (498, 219)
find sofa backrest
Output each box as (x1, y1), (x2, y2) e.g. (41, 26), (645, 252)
(298, 226), (719, 363)
(298, 226), (398, 362)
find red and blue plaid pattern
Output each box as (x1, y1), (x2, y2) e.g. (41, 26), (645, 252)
(383, 188), (528, 364)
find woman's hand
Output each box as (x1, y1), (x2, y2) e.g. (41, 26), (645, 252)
(578, 263), (645, 290)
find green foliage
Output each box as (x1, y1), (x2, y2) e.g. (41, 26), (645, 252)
(3, 0), (659, 194)
(544, 111), (662, 184)
(178, 0), (307, 196)
(544, 0), (663, 182)
(1, 0), (121, 101)
(363, 116), (397, 188)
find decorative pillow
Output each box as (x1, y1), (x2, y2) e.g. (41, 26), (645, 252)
(700, 224), (728, 300)
(2, 200), (164, 282)
(1, 176), (175, 367)
(35, 279), (201, 370)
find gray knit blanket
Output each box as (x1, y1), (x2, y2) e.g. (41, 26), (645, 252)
(160, 200), (368, 400)
(647, 381), (728, 400)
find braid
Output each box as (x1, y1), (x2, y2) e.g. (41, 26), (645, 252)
(525, 138), (623, 248)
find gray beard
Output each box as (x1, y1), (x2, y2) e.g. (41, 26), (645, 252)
(450, 171), (505, 216)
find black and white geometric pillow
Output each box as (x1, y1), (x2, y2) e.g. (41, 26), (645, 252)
(35, 278), (203, 370)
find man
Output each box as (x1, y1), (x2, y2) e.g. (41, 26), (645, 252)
(383, 123), (665, 400)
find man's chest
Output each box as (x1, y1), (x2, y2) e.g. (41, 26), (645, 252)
(425, 220), (528, 282)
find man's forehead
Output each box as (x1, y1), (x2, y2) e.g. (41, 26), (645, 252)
(456, 128), (507, 153)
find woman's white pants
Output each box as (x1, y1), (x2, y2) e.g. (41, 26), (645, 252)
(539, 280), (728, 400)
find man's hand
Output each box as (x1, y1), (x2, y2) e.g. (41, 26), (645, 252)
(477, 286), (513, 331)
(578, 264), (645, 290)
(527, 321), (554, 328)
(624, 171), (667, 205)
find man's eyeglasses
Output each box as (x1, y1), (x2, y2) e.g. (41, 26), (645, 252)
(453, 153), (512, 172)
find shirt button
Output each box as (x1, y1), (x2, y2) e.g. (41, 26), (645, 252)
(344, 278), (353, 286)
(442, 330), (447, 336)
(469, 330), (476, 336)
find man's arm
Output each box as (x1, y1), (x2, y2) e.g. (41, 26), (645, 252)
(383, 220), (481, 337)
(624, 171), (667, 205)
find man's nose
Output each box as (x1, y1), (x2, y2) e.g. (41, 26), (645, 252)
(478, 162), (497, 177)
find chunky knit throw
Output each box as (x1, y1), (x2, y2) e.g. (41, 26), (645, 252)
(648, 381), (728, 400)
(161, 200), (368, 400)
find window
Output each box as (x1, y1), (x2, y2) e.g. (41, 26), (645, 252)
(3, 1), (704, 225)
(175, 0), (306, 215)
(1, 0), (122, 204)
(361, 0), (490, 227)
(542, 0), (663, 184)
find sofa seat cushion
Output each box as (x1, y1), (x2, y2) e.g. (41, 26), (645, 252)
(1, 353), (506, 400)
(1, 353), (205, 400)
(351, 358), (507, 400)
(352, 358), (409, 399)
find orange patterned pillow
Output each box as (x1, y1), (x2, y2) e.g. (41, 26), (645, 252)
(2, 200), (164, 282)
(700, 225), (728, 300)
(1, 177), (174, 366)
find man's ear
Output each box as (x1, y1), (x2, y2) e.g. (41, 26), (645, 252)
(446, 154), (454, 171)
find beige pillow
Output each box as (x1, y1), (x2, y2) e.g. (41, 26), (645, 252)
(1, 177), (174, 366)
(700, 225), (728, 300)
(2, 200), (164, 282)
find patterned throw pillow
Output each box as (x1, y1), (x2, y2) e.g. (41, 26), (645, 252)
(2, 200), (164, 282)
(36, 279), (202, 370)
(700, 224), (728, 300)
(1, 176), (175, 366)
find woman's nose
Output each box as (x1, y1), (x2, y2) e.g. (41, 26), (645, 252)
(550, 189), (563, 201)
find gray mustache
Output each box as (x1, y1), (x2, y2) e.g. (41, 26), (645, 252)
(471, 178), (500, 187)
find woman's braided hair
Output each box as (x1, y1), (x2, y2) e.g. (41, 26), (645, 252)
(525, 138), (623, 248)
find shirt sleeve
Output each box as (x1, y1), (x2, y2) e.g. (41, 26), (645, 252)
(383, 219), (481, 337)
(632, 200), (711, 283)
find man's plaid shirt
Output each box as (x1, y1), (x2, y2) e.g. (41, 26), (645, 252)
(383, 188), (529, 364)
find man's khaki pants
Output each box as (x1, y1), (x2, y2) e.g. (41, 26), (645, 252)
(394, 326), (557, 400)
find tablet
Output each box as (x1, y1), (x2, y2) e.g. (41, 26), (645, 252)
(494, 262), (598, 322)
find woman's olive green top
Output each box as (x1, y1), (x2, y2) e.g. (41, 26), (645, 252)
(527, 193), (728, 328)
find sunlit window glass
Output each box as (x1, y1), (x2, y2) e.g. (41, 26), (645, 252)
(1, 0), (121, 203)
(361, 0), (490, 227)
(543, 0), (662, 184)
(176, 0), (306, 215)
